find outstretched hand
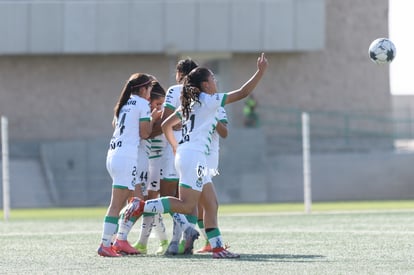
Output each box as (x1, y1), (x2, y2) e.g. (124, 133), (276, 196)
(257, 53), (268, 72)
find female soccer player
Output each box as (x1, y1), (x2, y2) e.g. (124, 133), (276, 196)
(196, 106), (228, 253)
(124, 53), (268, 258)
(97, 73), (158, 257)
(132, 82), (169, 255)
(160, 58), (200, 255)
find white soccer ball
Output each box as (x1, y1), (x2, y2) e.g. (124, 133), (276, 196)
(368, 38), (396, 64)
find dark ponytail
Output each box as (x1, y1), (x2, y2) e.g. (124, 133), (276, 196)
(181, 67), (211, 119)
(114, 73), (152, 118)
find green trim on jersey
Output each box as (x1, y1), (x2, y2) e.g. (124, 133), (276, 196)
(113, 185), (128, 189)
(176, 111), (182, 120)
(163, 177), (179, 182)
(140, 117), (151, 122)
(179, 183), (192, 189)
(221, 94), (228, 106)
(164, 104), (176, 111)
(149, 155), (162, 159)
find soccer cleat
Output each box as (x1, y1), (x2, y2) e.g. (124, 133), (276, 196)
(113, 239), (140, 255)
(155, 240), (169, 255)
(123, 197), (144, 221)
(212, 246), (240, 259)
(164, 241), (179, 255)
(196, 242), (212, 253)
(132, 242), (147, 255)
(97, 244), (122, 257)
(182, 227), (200, 255)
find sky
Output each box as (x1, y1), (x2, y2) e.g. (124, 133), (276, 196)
(389, 0), (413, 95)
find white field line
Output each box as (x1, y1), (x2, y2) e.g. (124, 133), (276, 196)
(222, 209), (414, 217)
(0, 230), (102, 237)
(220, 228), (414, 235)
(1, 228), (414, 237)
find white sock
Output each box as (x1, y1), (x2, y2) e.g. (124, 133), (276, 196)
(209, 235), (224, 249)
(116, 219), (134, 241)
(170, 214), (183, 243)
(102, 223), (117, 247)
(137, 215), (155, 246)
(172, 213), (191, 232)
(153, 213), (168, 241)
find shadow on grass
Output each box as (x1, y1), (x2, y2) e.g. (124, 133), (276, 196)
(150, 253), (326, 262)
(236, 254), (326, 262)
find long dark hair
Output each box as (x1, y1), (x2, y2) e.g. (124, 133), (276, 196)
(176, 58), (198, 83)
(114, 73), (152, 118)
(181, 67), (211, 119)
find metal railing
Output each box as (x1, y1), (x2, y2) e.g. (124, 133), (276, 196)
(257, 106), (414, 154)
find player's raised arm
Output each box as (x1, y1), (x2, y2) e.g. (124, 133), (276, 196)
(225, 53), (268, 105)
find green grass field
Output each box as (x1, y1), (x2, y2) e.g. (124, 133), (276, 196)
(1, 201), (414, 274)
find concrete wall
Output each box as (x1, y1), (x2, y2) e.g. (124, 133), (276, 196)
(0, 0), (391, 145)
(0, 0), (324, 54)
(392, 95), (414, 139)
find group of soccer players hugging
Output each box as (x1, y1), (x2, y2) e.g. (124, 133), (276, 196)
(98, 53), (268, 258)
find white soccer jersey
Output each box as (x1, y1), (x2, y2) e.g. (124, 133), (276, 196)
(164, 84), (182, 112)
(147, 133), (166, 192)
(178, 93), (227, 154)
(162, 84), (183, 180)
(164, 84), (184, 141)
(149, 134), (166, 160)
(107, 94), (151, 158)
(206, 107), (228, 176)
(209, 107), (228, 155)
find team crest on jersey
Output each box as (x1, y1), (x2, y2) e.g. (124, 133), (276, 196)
(195, 164), (206, 188)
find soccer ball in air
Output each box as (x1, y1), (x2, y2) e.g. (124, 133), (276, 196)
(368, 38), (396, 64)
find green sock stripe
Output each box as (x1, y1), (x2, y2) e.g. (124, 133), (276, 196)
(197, 220), (205, 229)
(206, 228), (221, 239)
(130, 216), (139, 223)
(143, 212), (156, 217)
(186, 215), (198, 225)
(104, 216), (119, 224)
(161, 197), (171, 213)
